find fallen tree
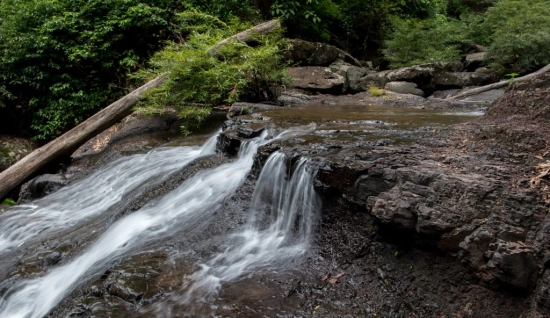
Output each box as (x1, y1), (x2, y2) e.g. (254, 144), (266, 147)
(448, 64), (550, 101)
(0, 20), (281, 201)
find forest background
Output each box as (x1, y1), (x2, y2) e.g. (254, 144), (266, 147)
(0, 0), (548, 141)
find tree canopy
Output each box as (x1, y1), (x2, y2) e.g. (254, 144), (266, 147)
(1, 0), (548, 141)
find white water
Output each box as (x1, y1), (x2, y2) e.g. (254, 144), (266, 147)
(0, 134), (218, 254)
(177, 151), (320, 305)
(0, 132), (271, 318)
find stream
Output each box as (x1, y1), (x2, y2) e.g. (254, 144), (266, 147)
(0, 105), (484, 317)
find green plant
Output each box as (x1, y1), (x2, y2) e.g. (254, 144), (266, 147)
(134, 20), (289, 132)
(383, 17), (469, 68)
(1, 198), (17, 206)
(483, 0), (550, 72)
(369, 86), (386, 96)
(0, 0), (189, 140)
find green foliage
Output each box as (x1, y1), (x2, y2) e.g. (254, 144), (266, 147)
(383, 17), (468, 68)
(368, 86), (386, 97)
(0, 0), (187, 140)
(483, 0), (550, 72)
(270, 0), (340, 41)
(1, 198), (17, 206)
(135, 22), (289, 131)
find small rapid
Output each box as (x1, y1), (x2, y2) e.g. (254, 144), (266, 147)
(0, 134), (218, 254)
(0, 132), (269, 318)
(176, 152), (321, 306)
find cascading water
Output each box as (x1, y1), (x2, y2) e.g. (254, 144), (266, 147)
(171, 151), (321, 307)
(0, 132), (268, 318)
(0, 133), (218, 254)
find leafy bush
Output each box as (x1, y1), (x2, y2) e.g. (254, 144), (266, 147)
(135, 22), (289, 133)
(0, 0), (187, 140)
(383, 17), (469, 68)
(483, 0), (550, 72)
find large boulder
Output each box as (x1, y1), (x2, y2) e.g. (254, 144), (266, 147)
(287, 66), (346, 94)
(285, 39), (362, 67)
(464, 52), (487, 71)
(329, 61), (374, 93)
(384, 81), (425, 97)
(363, 64), (436, 93)
(19, 173), (68, 203)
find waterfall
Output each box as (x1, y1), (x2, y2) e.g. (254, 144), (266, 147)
(0, 133), (267, 318)
(0, 133), (218, 254)
(174, 151), (321, 306)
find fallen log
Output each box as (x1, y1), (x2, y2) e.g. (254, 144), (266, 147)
(448, 64), (550, 101)
(209, 19), (281, 55)
(0, 20), (281, 200)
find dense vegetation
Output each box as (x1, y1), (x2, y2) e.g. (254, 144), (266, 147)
(1, 0), (549, 141)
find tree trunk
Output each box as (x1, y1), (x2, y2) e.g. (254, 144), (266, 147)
(448, 64), (550, 101)
(0, 20), (281, 201)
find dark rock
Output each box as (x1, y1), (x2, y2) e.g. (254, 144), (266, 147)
(384, 81), (425, 97)
(285, 39), (361, 67)
(19, 174), (68, 203)
(486, 240), (537, 290)
(464, 52), (486, 72)
(237, 127), (265, 139)
(537, 269), (550, 314)
(44, 251), (63, 266)
(287, 67), (346, 94)
(459, 228), (495, 270)
(329, 61), (373, 93)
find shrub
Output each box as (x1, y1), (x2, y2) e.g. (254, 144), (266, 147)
(383, 17), (469, 68)
(368, 86), (386, 96)
(134, 21), (289, 133)
(0, 0), (187, 140)
(483, 0), (550, 73)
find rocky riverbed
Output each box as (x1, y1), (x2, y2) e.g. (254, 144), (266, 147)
(1, 71), (549, 317)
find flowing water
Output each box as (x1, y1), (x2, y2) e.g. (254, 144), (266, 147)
(0, 126), (322, 318)
(0, 105), (483, 317)
(0, 134), (219, 254)
(168, 152), (320, 309)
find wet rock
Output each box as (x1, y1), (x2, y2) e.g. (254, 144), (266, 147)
(237, 127), (265, 139)
(486, 240), (537, 290)
(287, 67), (346, 94)
(19, 174), (68, 203)
(285, 39), (361, 67)
(384, 81), (425, 97)
(44, 251), (63, 266)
